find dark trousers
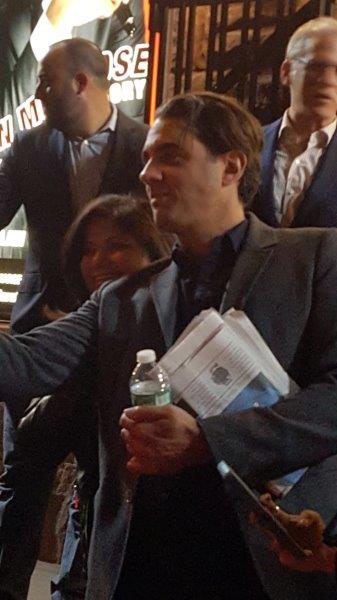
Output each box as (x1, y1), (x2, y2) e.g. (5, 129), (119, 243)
(114, 471), (271, 600)
(0, 392), (97, 600)
(0, 408), (54, 600)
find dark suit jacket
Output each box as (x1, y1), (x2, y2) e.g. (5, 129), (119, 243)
(0, 109), (148, 332)
(251, 117), (337, 228)
(1, 214), (337, 599)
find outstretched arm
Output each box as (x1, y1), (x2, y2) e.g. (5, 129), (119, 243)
(0, 293), (99, 412)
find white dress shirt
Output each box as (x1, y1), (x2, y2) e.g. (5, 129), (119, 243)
(273, 111), (337, 225)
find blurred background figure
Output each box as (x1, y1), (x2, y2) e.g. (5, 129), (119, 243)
(0, 194), (167, 600)
(252, 17), (337, 228)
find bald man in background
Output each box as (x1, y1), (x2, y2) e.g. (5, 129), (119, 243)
(0, 37), (147, 600)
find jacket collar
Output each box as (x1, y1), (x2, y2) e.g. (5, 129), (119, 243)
(150, 214), (277, 347)
(150, 261), (178, 350)
(259, 118), (282, 226)
(221, 212), (277, 312)
(293, 127), (337, 226)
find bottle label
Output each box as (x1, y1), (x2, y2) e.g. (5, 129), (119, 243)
(130, 382), (171, 406)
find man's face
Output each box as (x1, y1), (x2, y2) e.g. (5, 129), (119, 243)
(140, 117), (232, 238)
(282, 33), (337, 125)
(35, 49), (78, 134)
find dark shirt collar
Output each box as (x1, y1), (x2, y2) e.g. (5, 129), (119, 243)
(172, 218), (248, 278)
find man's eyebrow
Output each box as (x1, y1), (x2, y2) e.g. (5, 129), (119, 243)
(142, 142), (181, 161)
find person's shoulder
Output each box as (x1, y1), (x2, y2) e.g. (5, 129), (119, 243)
(271, 223), (337, 265)
(277, 224), (337, 245)
(262, 117), (282, 134)
(248, 213), (337, 251)
(115, 108), (149, 138)
(99, 257), (172, 299)
(11, 123), (63, 150)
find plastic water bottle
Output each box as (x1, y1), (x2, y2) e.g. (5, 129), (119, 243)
(130, 349), (171, 406)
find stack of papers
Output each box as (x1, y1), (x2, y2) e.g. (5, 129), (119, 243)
(157, 308), (304, 495)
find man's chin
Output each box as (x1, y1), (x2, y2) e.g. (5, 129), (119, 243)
(152, 210), (176, 233)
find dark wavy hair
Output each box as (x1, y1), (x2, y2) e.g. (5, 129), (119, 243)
(63, 194), (167, 302)
(155, 92), (263, 205)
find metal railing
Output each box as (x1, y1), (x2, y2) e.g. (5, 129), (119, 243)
(145, 0), (335, 124)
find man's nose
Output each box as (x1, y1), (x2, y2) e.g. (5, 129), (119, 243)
(139, 160), (163, 185)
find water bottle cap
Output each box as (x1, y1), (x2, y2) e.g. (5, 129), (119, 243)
(136, 349), (156, 364)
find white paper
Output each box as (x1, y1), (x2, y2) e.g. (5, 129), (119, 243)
(158, 308), (303, 495)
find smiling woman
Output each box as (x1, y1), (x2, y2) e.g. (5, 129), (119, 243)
(63, 193), (166, 300)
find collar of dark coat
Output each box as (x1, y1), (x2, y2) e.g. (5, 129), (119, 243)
(108, 213), (277, 350)
(220, 212), (277, 313)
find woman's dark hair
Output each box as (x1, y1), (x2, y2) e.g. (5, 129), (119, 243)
(63, 194), (167, 302)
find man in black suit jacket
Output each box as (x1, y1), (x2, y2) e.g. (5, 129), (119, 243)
(0, 37), (147, 335)
(251, 16), (337, 228)
(1, 92), (337, 599)
(0, 37), (147, 600)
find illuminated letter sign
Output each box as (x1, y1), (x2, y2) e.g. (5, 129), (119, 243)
(16, 97), (45, 131)
(0, 115), (14, 153)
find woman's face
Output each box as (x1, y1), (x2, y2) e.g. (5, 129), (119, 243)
(80, 217), (151, 293)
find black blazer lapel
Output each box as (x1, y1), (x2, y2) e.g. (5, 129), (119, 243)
(221, 213), (278, 313)
(42, 128), (73, 223)
(251, 119), (281, 227)
(293, 129), (337, 227)
(100, 110), (147, 194)
(150, 261), (178, 350)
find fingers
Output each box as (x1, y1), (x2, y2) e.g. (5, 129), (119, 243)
(121, 427), (153, 456)
(126, 455), (159, 475)
(119, 412), (137, 430)
(122, 405), (170, 423)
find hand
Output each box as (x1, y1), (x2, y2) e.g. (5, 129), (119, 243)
(251, 494), (336, 574)
(47, 0), (122, 29)
(119, 404), (212, 475)
(270, 538), (336, 574)
(260, 493), (325, 554)
(41, 304), (68, 322)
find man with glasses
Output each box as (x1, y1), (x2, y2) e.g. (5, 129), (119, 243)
(252, 16), (337, 228)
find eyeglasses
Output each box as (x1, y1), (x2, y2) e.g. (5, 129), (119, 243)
(294, 58), (337, 77)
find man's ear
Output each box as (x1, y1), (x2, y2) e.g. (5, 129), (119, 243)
(222, 150), (247, 186)
(280, 59), (291, 87)
(74, 72), (88, 94)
